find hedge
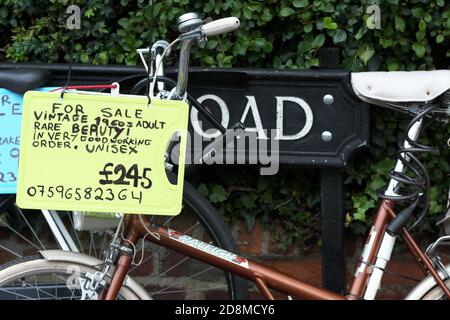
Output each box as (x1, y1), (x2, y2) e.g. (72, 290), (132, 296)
(0, 0), (449, 249)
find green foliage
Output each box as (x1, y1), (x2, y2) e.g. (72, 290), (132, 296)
(0, 0), (448, 249)
(0, 0), (449, 69)
(345, 110), (450, 235)
(195, 167), (322, 251)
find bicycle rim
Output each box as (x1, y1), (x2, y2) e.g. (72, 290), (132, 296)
(0, 255), (140, 300)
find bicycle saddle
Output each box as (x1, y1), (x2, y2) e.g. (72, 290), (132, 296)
(351, 70), (450, 103)
(0, 69), (51, 94)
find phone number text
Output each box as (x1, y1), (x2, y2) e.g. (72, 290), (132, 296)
(26, 185), (143, 203)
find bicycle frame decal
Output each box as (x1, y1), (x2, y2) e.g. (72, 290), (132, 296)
(355, 226), (377, 276)
(168, 228), (249, 269)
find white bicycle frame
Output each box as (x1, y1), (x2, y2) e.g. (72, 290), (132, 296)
(41, 210), (79, 252)
(362, 119), (423, 299)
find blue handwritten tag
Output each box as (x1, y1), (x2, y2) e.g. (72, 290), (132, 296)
(0, 88), (55, 194)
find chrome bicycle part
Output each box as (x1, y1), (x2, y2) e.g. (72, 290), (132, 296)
(150, 14), (240, 101)
(177, 12), (203, 33)
(79, 271), (105, 300)
(425, 235), (450, 280)
(151, 40), (171, 59)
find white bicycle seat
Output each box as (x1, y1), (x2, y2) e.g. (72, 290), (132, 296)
(351, 70), (450, 103)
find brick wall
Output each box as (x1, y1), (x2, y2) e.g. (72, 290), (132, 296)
(232, 220), (448, 300)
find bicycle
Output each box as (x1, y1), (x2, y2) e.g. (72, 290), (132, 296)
(0, 32), (247, 299)
(0, 12), (449, 300)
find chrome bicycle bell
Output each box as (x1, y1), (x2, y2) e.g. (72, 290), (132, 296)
(177, 12), (203, 33)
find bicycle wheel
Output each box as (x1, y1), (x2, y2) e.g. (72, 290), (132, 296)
(125, 179), (248, 300)
(0, 254), (143, 300)
(0, 180), (248, 300)
(419, 279), (450, 300)
(405, 264), (450, 300)
(0, 196), (117, 260)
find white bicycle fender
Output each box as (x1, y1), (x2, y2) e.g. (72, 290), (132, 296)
(39, 250), (151, 300)
(404, 264), (450, 300)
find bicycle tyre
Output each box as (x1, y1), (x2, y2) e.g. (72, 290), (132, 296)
(0, 254), (142, 300)
(168, 179), (249, 300)
(0, 180), (248, 300)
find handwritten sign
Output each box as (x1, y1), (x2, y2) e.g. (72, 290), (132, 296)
(16, 92), (189, 215)
(0, 88), (55, 194)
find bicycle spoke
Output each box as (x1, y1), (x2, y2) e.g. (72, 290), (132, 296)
(150, 285), (227, 296)
(0, 219), (42, 251)
(143, 255), (192, 287)
(0, 244), (22, 258)
(16, 279), (59, 300)
(99, 232), (108, 259)
(129, 221), (201, 273)
(151, 265), (215, 295)
(67, 212), (84, 254)
(33, 275), (41, 300)
(55, 275), (58, 300)
(15, 205), (46, 250)
(89, 233), (96, 257)
(0, 287), (33, 300)
(162, 216), (175, 226)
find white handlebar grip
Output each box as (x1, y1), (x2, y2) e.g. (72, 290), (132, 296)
(202, 17), (240, 37)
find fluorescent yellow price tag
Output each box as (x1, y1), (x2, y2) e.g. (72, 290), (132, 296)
(17, 91), (188, 215)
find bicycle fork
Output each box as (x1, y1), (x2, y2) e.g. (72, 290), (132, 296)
(99, 227), (139, 300)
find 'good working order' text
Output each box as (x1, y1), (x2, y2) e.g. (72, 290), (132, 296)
(31, 102), (166, 154)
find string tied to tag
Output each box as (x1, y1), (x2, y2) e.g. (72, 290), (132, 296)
(144, 0), (155, 107)
(61, 23), (76, 99)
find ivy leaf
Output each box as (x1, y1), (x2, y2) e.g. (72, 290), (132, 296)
(394, 16), (405, 32)
(0, 7), (8, 19)
(333, 30), (347, 44)
(323, 3), (334, 13)
(355, 26), (367, 40)
(387, 61), (399, 71)
(352, 195), (375, 222)
(197, 183), (209, 197)
(419, 20), (427, 31)
(261, 9), (273, 22)
(293, 0), (308, 8)
(313, 34), (325, 48)
(255, 37), (267, 48)
(209, 185), (227, 203)
(412, 42), (426, 58)
(323, 17), (337, 30)
(280, 7), (295, 17)
(436, 34), (444, 44)
(411, 8), (424, 18)
(202, 56), (215, 65)
(80, 53), (89, 64)
(357, 45), (375, 65)
(304, 23), (313, 33)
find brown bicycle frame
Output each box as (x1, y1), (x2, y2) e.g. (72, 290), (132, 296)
(103, 199), (450, 300)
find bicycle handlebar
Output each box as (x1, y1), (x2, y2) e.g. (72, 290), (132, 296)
(172, 15), (240, 100)
(202, 17), (240, 37)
